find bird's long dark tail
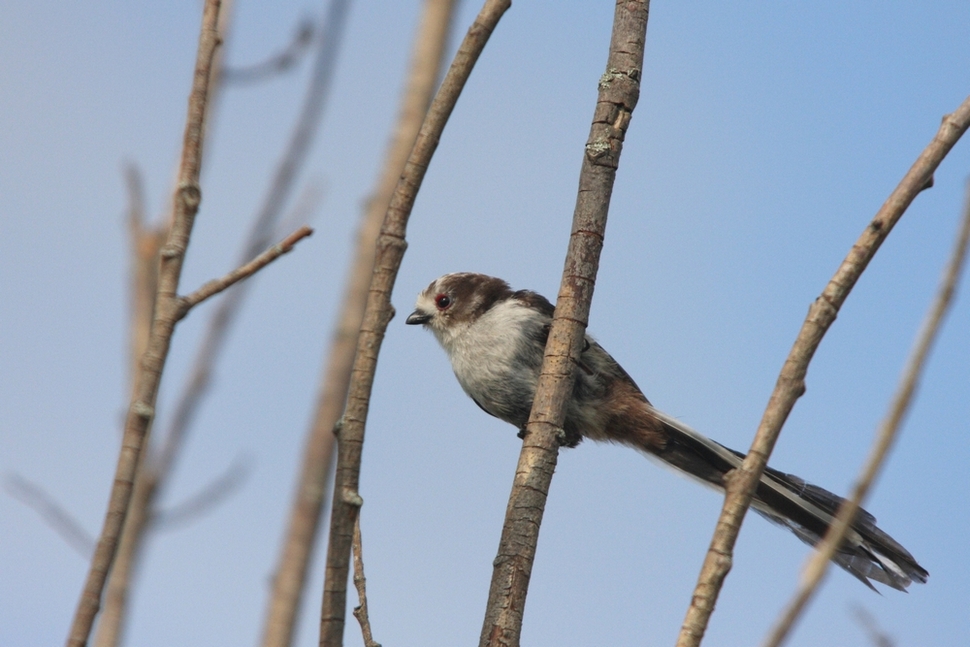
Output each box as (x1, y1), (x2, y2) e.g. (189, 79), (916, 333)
(642, 406), (928, 591)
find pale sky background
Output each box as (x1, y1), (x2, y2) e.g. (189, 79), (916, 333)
(2, 2), (969, 646)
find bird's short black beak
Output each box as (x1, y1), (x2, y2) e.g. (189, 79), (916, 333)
(406, 310), (432, 325)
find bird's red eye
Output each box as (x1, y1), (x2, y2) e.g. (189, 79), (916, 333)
(435, 294), (452, 310)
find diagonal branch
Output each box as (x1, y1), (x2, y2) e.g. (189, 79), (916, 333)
(152, 455), (252, 531)
(65, 2), (224, 645)
(478, 3), (650, 645)
(761, 178), (970, 647)
(177, 225), (313, 317)
(318, 2), (512, 645)
(851, 605), (897, 647)
(259, 2), (457, 647)
(675, 96), (970, 647)
(4, 474), (95, 559)
(223, 17), (315, 84)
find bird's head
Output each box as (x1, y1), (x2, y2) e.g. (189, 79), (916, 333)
(405, 272), (513, 347)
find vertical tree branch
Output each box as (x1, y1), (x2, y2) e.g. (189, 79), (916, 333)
(158, 0), (350, 495)
(260, 2), (457, 646)
(65, 2), (223, 645)
(675, 96), (970, 647)
(478, 3), (649, 646)
(761, 179), (970, 647)
(95, 4), (347, 645)
(318, 2), (512, 645)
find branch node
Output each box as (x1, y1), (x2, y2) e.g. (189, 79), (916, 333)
(131, 402), (155, 420)
(585, 139), (612, 160)
(598, 67), (622, 90)
(342, 489), (363, 507)
(160, 244), (183, 259)
(177, 183), (202, 209)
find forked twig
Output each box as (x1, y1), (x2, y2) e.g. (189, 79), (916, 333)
(97, 4), (348, 644)
(762, 179), (970, 647)
(65, 3), (224, 645)
(318, 2), (512, 645)
(675, 97), (970, 647)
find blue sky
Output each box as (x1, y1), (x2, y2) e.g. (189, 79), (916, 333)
(2, 1), (969, 646)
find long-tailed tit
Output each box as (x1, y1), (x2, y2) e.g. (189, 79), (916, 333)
(405, 272), (927, 591)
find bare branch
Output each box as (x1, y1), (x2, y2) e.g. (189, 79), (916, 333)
(156, 0), (349, 485)
(177, 225), (313, 316)
(223, 18), (315, 84)
(351, 515), (380, 647)
(260, 2), (456, 646)
(96, 4), (348, 643)
(65, 3), (224, 645)
(4, 474), (94, 558)
(477, 3), (649, 646)
(675, 97), (970, 647)
(318, 2), (512, 645)
(761, 178), (970, 647)
(153, 456), (252, 531)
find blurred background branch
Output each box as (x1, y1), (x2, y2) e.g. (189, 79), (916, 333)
(4, 474), (95, 559)
(318, 1), (511, 644)
(223, 17), (315, 85)
(260, 1), (457, 645)
(675, 97), (970, 647)
(762, 170), (970, 647)
(93, 2), (349, 645)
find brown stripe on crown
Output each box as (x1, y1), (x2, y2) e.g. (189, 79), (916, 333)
(431, 273), (514, 323)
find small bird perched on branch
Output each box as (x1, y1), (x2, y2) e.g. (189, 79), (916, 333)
(405, 272), (928, 591)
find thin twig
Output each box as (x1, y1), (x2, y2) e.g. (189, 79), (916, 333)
(351, 515), (381, 647)
(260, 2), (456, 646)
(478, 3), (649, 646)
(318, 2), (512, 645)
(4, 474), (95, 558)
(152, 456), (252, 531)
(851, 605), (896, 647)
(675, 97), (970, 647)
(223, 18), (315, 84)
(65, 2), (224, 645)
(177, 225), (313, 315)
(762, 178), (970, 647)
